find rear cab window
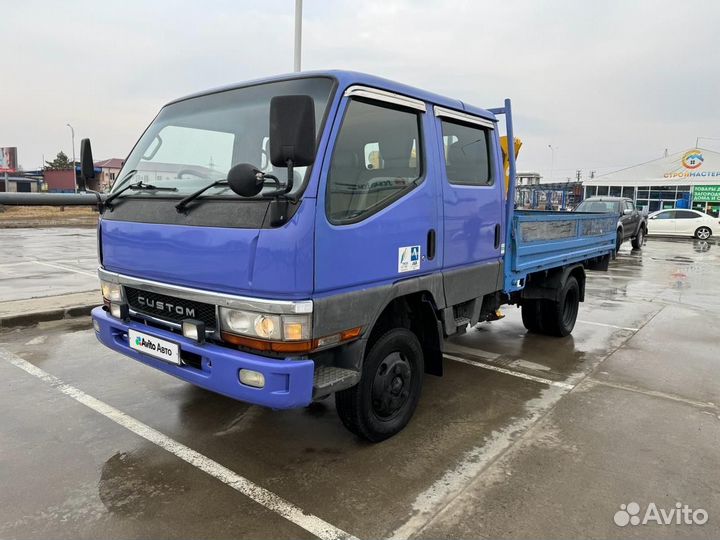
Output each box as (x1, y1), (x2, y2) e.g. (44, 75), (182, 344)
(326, 93), (424, 224)
(439, 119), (493, 186)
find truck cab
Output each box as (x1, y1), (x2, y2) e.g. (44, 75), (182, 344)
(90, 70), (614, 441)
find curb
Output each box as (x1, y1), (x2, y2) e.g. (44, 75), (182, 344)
(0, 304), (96, 330)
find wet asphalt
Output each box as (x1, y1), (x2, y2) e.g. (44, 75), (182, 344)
(0, 235), (719, 539)
(0, 228), (97, 302)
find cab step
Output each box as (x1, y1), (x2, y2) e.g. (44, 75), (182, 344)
(313, 366), (360, 397)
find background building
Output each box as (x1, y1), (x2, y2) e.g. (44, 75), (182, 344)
(43, 169), (77, 192)
(584, 148), (720, 217)
(517, 172), (541, 186)
(93, 158), (124, 191)
(0, 175), (42, 192)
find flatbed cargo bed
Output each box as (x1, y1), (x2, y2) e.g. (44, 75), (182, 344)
(504, 210), (616, 292)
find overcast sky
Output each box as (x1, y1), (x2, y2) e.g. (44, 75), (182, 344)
(2, 0), (719, 179)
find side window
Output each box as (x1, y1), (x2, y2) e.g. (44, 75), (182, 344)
(327, 99), (422, 224)
(676, 210), (698, 219)
(624, 201), (634, 211)
(440, 120), (492, 186)
(655, 211), (676, 219)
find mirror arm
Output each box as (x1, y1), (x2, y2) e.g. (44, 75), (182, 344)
(88, 189), (105, 213)
(284, 159), (294, 195)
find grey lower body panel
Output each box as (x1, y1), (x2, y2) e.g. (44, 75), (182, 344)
(442, 260), (503, 307)
(312, 272), (446, 338)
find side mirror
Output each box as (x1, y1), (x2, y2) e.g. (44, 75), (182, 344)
(80, 138), (95, 191)
(269, 95), (316, 168)
(227, 163), (265, 197)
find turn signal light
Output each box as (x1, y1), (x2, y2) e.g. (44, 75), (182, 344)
(221, 326), (362, 355)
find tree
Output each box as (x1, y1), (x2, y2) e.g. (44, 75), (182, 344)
(45, 151), (73, 170)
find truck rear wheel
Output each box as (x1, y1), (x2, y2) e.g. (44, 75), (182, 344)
(521, 299), (544, 333)
(335, 328), (423, 442)
(540, 276), (580, 337)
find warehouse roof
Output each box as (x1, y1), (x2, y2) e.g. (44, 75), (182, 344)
(588, 148), (720, 186)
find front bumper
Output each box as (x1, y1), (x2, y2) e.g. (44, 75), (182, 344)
(92, 306), (314, 409)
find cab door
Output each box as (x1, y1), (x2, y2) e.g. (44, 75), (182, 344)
(621, 200), (639, 237)
(434, 107), (503, 307)
(314, 87), (442, 294)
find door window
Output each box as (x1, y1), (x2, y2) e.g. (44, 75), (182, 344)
(624, 201), (634, 212)
(675, 210), (700, 219)
(440, 120), (492, 186)
(326, 99), (423, 224)
(654, 210), (676, 219)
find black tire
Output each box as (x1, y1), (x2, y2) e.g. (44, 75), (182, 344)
(695, 226), (712, 240)
(521, 299), (544, 333)
(335, 328), (423, 442)
(615, 229), (623, 253)
(539, 276), (580, 337)
(631, 227), (644, 249)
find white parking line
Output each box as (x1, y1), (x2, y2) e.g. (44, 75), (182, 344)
(388, 384), (568, 540)
(443, 353), (574, 390)
(32, 260), (97, 278)
(576, 320), (639, 332)
(0, 258), (97, 268)
(1, 350), (356, 540)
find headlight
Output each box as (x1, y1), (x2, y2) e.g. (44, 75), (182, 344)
(100, 280), (123, 302)
(219, 307), (310, 342)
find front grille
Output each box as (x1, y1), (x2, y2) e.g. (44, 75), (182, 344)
(125, 287), (217, 328)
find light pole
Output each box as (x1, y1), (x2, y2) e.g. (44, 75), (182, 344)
(293, 0), (302, 72)
(66, 123), (76, 192)
(548, 144), (555, 183)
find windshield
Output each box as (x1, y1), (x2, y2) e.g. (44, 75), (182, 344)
(575, 200), (621, 213)
(113, 77), (335, 198)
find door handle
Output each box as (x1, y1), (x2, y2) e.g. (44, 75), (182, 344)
(494, 223), (501, 249)
(427, 228), (436, 260)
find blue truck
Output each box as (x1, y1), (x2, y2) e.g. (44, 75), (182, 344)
(4, 71), (617, 441)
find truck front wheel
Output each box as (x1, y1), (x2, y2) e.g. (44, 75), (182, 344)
(541, 276), (580, 337)
(335, 328), (423, 442)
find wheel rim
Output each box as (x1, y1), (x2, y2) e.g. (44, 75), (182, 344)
(371, 351), (412, 420)
(697, 227), (710, 240)
(562, 287), (579, 329)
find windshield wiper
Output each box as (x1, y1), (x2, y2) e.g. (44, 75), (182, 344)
(175, 179), (228, 213)
(104, 180), (178, 207)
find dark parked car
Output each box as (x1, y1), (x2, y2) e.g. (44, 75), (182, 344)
(575, 196), (647, 252)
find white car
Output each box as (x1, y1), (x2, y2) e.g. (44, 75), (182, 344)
(647, 208), (719, 239)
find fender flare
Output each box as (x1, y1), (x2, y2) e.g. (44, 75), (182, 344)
(521, 263), (586, 303)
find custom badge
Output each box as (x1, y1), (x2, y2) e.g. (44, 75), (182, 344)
(398, 245), (421, 273)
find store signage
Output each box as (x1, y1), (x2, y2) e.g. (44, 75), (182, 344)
(665, 149), (720, 179)
(692, 185), (720, 202)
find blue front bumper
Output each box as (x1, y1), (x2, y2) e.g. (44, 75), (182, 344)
(91, 307), (314, 409)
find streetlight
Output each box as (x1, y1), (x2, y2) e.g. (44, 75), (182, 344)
(294, 0), (302, 72)
(548, 144), (556, 183)
(66, 123), (76, 193)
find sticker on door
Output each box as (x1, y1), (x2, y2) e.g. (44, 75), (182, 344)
(398, 245), (421, 273)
